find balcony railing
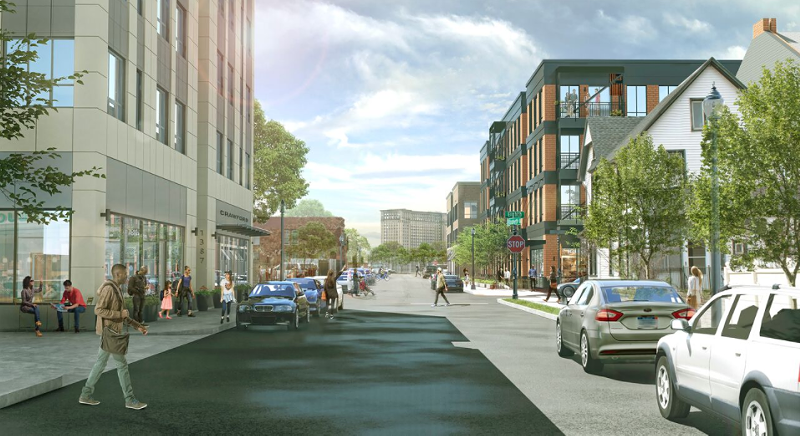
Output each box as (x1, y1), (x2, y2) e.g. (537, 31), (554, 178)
(560, 153), (580, 170)
(558, 101), (625, 119)
(560, 205), (582, 220)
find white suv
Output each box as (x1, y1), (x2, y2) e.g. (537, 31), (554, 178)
(655, 286), (799, 435)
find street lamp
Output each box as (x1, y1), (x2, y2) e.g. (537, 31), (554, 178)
(339, 233), (345, 271)
(280, 199), (285, 281)
(471, 227), (476, 290)
(703, 83), (724, 297)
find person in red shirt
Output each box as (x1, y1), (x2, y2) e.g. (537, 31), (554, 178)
(57, 280), (86, 333)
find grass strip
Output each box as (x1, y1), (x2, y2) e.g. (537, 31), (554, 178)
(502, 298), (561, 315)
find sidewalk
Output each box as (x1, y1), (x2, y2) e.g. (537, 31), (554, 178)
(464, 283), (565, 311)
(0, 309), (234, 409)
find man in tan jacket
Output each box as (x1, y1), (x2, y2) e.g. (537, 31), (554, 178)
(79, 263), (148, 410)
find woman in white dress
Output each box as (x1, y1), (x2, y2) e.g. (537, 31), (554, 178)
(219, 271), (236, 324)
(687, 266), (703, 309)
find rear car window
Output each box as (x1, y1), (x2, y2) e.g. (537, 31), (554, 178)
(760, 294), (800, 344)
(721, 294), (762, 340)
(601, 286), (682, 303)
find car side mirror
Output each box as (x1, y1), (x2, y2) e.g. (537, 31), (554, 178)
(670, 318), (690, 332)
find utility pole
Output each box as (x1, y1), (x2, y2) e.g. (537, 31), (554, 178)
(280, 199), (285, 280)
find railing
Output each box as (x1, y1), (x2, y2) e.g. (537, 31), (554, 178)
(558, 101), (624, 119)
(560, 205), (582, 220)
(560, 153), (580, 170)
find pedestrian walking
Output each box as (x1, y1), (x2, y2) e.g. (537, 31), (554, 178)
(324, 270), (338, 319)
(687, 266), (703, 309)
(220, 270), (236, 324)
(79, 263), (148, 410)
(19, 276), (42, 337)
(496, 268), (502, 285)
(504, 268), (511, 286)
(57, 280), (86, 333)
(544, 266), (559, 303)
(159, 281), (174, 319)
(463, 268), (470, 288)
(432, 268), (450, 307)
(175, 266), (195, 317)
(127, 266), (148, 326)
(415, 265), (420, 277)
(528, 265), (537, 289)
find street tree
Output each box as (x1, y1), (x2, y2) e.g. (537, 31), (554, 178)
(288, 221), (337, 268)
(285, 199), (333, 217)
(252, 100), (309, 222)
(584, 133), (688, 279)
(344, 228), (370, 265)
(453, 222), (508, 277)
(688, 60), (800, 286)
(0, 0), (103, 224)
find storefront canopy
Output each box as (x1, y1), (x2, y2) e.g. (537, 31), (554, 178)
(216, 224), (270, 237)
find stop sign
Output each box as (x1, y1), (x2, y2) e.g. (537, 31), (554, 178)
(507, 235), (525, 253)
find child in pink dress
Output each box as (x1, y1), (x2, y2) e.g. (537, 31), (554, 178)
(159, 281), (175, 319)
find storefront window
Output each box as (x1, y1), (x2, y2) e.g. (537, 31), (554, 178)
(167, 225), (184, 284)
(17, 216), (70, 302)
(0, 213), (15, 303)
(105, 214), (122, 280)
(217, 235), (248, 286)
(123, 217), (142, 279)
(142, 221), (158, 293)
(530, 248), (543, 277)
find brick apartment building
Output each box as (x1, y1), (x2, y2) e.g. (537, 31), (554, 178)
(480, 59), (741, 283)
(253, 217), (347, 280)
(445, 182), (481, 274)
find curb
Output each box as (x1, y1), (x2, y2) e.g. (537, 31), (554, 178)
(0, 375), (63, 409)
(146, 321), (236, 336)
(497, 298), (558, 321)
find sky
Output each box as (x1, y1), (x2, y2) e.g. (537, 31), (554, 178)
(254, 0), (800, 246)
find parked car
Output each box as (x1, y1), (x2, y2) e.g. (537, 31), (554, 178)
(287, 278), (323, 316)
(422, 265), (437, 279)
(556, 280), (694, 374)
(429, 274), (463, 292)
(558, 278), (581, 299)
(312, 275), (344, 312)
(336, 269), (361, 294)
(655, 286), (800, 435)
(236, 282), (310, 331)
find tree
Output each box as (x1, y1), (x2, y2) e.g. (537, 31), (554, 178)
(252, 100), (309, 222)
(454, 222), (509, 276)
(285, 198), (333, 217)
(688, 60), (800, 286)
(344, 228), (370, 265)
(0, 1), (102, 224)
(584, 133), (688, 279)
(288, 221), (337, 267)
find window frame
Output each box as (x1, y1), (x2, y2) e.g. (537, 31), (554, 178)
(175, 3), (186, 58)
(626, 85), (647, 117)
(174, 99), (186, 154)
(135, 69), (143, 131)
(155, 87), (168, 145)
(690, 99), (706, 131)
(107, 50), (125, 121)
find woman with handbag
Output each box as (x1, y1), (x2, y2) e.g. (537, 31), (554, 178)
(432, 267), (450, 307)
(19, 276), (42, 337)
(219, 270), (236, 324)
(544, 266), (559, 303)
(687, 266), (703, 309)
(324, 270), (338, 319)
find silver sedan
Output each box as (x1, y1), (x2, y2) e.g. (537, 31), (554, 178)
(555, 280), (695, 374)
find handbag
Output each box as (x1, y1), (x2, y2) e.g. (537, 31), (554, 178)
(687, 295), (697, 309)
(101, 325), (130, 355)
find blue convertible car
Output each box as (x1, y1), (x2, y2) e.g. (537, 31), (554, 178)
(287, 278), (324, 316)
(236, 282), (310, 331)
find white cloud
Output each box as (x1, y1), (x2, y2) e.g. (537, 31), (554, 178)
(722, 45), (747, 59)
(597, 10), (656, 43)
(664, 14), (712, 33)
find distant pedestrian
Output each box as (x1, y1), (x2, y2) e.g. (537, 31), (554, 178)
(432, 268), (450, 307)
(463, 268), (470, 288)
(19, 276), (42, 337)
(504, 268), (511, 286)
(175, 266), (195, 317)
(79, 263), (148, 410)
(415, 265), (420, 277)
(127, 266), (148, 326)
(544, 266), (559, 303)
(324, 270), (338, 318)
(220, 270), (236, 324)
(159, 281), (174, 319)
(528, 266), (537, 289)
(687, 266), (703, 309)
(57, 280), (86, 333)
(496, 268), (502, 285)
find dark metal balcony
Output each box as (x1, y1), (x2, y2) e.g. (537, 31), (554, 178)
(490, 158), (506, 173)
(490, 195), (506, 209)
(559, 101), (625, 119)
(560, 153), (580, 170)
(559, 204), (583, 222)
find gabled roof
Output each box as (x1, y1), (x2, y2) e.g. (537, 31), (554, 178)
(777, 32), (800, 55)
(580, 117), (641, 178)
(737, 32), (800, 86)
(602, 57), (745, 163)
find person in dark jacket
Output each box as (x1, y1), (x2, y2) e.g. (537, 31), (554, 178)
(127, 266), (148, 326)
(544, 266), (560, 303)
(175, 266), (195, 317)
(19, 276), (42, 337)
(324, 270), (338, 319)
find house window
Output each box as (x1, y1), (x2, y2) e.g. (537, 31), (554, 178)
(217, 52), (224, 95)
(627, 85), (646, 116)
(216, 131), (223, 174)
(667, 149), (687, 175)
(157, 0), (169, 39)
(659, 85), (677, 102)
(560, 135), (580, 169)
(227, 139), (234, 180)
(175, 4), (186, 58)
(174, 100), (185, 154)
(691, 99), (706, 131)
(155, 87), (168, 145)
(135, 70), (143, 131)
(107, 50), (125, 121)
(464, 202), (477, 219)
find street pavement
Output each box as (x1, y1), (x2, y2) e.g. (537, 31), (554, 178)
(0, 274), (737, 435)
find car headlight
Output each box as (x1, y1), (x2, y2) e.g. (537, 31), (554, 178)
(273, 305), (292, 312)
(238, 305), (251, 312)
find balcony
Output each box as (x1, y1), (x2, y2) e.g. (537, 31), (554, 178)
(490, 158), (506, 173)
(559, 101), (625, 119)
(490, 195), (506, 209)
(559, 204), (583, 224)
(560, 153), (580, 170)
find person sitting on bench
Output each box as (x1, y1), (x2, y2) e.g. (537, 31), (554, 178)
(57, 280), (86, 333)
(20, 276), (42, 337)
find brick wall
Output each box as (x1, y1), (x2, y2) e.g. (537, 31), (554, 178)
(543, 85), (556, 121)
(543, 134), (556, 171)
(543, 234), (559, 275)
(543, 184), (556, 222)
(646, 85), (659, 113)
(753, 18), (776, 39)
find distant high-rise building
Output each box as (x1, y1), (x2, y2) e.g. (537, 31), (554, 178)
(381, 209), (446, 249)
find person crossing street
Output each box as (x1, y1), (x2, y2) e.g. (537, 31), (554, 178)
(431, 268), (450, 307)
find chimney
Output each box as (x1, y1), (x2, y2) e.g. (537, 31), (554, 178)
(753, 18), (777, 39)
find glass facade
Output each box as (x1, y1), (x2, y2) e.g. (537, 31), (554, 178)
(0, 212), (70, 304)
(104, 213), (184, 293)
(215, 235), (249, 286)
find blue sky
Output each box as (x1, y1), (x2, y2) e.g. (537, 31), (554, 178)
(254, 0), (799, 246)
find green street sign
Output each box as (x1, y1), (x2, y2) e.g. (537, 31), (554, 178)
(506, 217), (521, 225)
(505, 211), (524, 219)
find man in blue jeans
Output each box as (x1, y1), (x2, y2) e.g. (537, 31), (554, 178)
(57, 280), (86, 333)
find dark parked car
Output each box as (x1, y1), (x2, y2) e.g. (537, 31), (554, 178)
(287, 278), (324, 316)
(236, 282), (310, 331)
(430, 274), (463, 292)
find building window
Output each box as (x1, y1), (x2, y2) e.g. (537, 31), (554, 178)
(559, 85), (580, 118)
(627, 85), (647, 117)
(174, 100), (185, 154)
(228, 63), (234, 102)
(157, 0), (169, 39)
(246, 86), (251, 123)
(246, 19), (252, 54)
(464, 202), (477, 219)
(245, 152), (251, 190)
(7, 39), (76, 107)
(229, 0), (235, 30)
(107, 50), (125, 121)
(156, 87), (168, 145)
(227, 139), (234, 180)
(690, 99), (706, 131)
(560, 185), (579, 219)
(137, 0), (143, 16)
(216, 131), (224, 174)
(560, 135), (580, 169)
(239, 147), (243, 186)
(135, 70), (143, 131)
(217, 52), (224, 95)
(659, 85), (677, 102)
(175, 4), (186, 58)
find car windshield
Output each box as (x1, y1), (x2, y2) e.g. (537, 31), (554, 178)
(445, 275), (459, 279)
(601, 286), (683, 303)
(288, 279), (316, 289)
(250, 284), (295, 298)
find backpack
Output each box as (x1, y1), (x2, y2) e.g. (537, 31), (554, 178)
(159, 289), (165, 301)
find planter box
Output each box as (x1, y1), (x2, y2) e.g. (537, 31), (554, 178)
(196, 294), (210, 311)
(212, 291), (222, 309)
(143, 304), (158, 323)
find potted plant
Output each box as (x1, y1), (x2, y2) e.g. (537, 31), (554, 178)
(195, 287), (211, 311)
(235, 284), (251, 302)
(212, 286), (222, 309)
(143, 295), (159, 323)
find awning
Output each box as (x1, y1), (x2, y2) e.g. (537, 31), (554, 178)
(216, 224), (271, 237)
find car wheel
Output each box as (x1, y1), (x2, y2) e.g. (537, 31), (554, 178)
(562, 286), (575, 299)
(656, 356), (690, 420)
(235, 317), (245, 330)
(742, 388), (774, 436)
(288, 310), (299, 331)
(314, 303), (321, 317)
(305, 307), (311, 324)
(580, 330), (603, 374)
(556, 321), (573, 357)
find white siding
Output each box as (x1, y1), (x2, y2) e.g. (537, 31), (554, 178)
(646, 67), (741, 175)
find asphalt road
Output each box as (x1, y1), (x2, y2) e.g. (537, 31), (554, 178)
(1, 274), (737, 435)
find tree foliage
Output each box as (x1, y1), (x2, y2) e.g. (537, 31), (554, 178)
(688, 60), (800, 286)
(0, 0), (102, 224)
(584, 134), (688, 279)
(370, 241), (408, 268)
(344, 228), (370, 265)
(288, 221), (337, 263)
(453, 222), (509, 274)
(252, 100), (309, 222)
(285, 198), (333, 217)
